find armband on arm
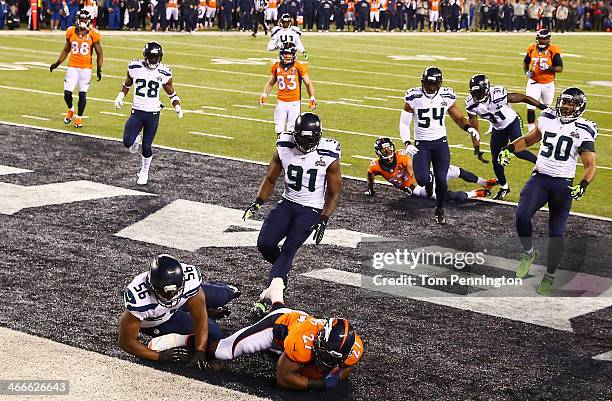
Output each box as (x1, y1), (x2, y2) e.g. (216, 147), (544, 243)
(399, 109), (413, 144)
(168, 92), (181, 104)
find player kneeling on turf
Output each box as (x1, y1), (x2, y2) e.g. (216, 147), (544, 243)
(365, 137), (497, 202)
(118, 254), (240, 368)
(114, 41), (183, 185)
(148, 279), (364, 390)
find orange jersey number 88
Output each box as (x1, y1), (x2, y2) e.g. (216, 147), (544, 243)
(71, 41), (90, 56)
(278, 75), (297, 91)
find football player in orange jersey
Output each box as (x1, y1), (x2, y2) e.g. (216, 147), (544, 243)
(148, 279), (364, 390)
(365, 137), (496, 202)
(50, 9), (103, 128)
(259, 43), (316, 136)
(523, 29), (563, 131)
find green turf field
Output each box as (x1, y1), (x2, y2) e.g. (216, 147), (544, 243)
(0, 32), (610, 217)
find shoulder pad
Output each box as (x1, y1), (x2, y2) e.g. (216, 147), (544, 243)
(549, 44), (561, 54)
(318, 137), (341, 152)
(158, 64), (172, 75)
(404, 87), (422, 101)
(291, 26), (302, 34)
(181, 264), (203, 299)
(575, 119), (598, 140)
(128, 59), (143, 68)
(490, 86), (508, 102)
(439, 87), (457, 99)
(465, 94), (476, 107)
(276, 133), (296, 148)
(527, 43), (536, 52)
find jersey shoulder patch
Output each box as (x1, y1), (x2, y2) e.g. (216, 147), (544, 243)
(574, 119), (598, 140)
(277, 132), (296, 149)
(317, 138), (341, 159)
(158, 63), (172, 77)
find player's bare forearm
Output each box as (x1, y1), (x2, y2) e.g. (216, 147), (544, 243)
(118, 310), (160, 361)
(339, 366), (354, 381)
(55, 42), (70, 64)
(121, 74), (133, 95)
(303, 75), (315, 98)
(468, 114), (479, 132)
(448, 103), (471, 129)
(507, 93), (544, 109)
(580, 152), (597, 184)
(321, 160), (342, 220)
(93, 42), (103, 67)
(276, 353), (309, 390)
(366, 171), (375, 190)
(163, 80), (181, 106)
(549, 65), (563, 73)
(257, 151), (283, 202)
(186, 289), (208, 352)
(263, 77), (276, 96)
(510, 127), (542, 152)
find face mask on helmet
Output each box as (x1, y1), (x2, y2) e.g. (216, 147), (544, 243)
(313, 319), (355, 371)
(536, 30), (551, 50)
(375, 140), (395, 162)
(422, 79), (441, 96)
(470, 82), (490, 103)
(147, 255), (185, 307)
(76, 13), (91, 29)
(279, 48), (296, 66)
(294, 130), (321, 153)
(280, 14), (292, 28)
(556, 93), (585, 124)
(313, 334), (345, 371)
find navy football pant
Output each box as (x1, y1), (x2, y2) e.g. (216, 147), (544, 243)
(257, 198), (321, 286)
(516, 173), (573, 274)
(123, 109), (160, 158)
(413, 138), (451, 209)
(490, 117), (537, 186)
(140, 282), (236, 342)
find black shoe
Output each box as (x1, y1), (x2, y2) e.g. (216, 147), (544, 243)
(251, 32), (256, 37)
(227, 284), (241, 299)
(207, 306), (231, 320)
(249, 301), (270, 322)
(434, 208), (446, 225)
(494, 187), (510, 200)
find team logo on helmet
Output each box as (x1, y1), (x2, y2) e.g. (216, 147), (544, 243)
(313, 318), (356, 371)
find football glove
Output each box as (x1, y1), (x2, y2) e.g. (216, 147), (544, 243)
(174, 104), (184, 119)
(568, 180), (589, 200)
(467, 127), (480, 142)
(158, 348), (192, 363)
(498, 148), (513, 167)
(242, 199), (263, 220)
(525, 70), (533, 79)
(114, 92), (125, 109)
(96, 66), (102, 81)
(309, 215), (328, 245)
(303, 51), (309, 61)
(309, 97), (317, 110)
(186, 351), (210, 369)
(321, 369), (340, 389)
(405, 144), (419, 157)
(258, 93), (267, 107)
(475, 150), (489, 164)
(364, 188), (375, 197)
(50, 61), (60, 72)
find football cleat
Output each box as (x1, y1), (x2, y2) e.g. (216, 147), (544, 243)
(249, 301), (270, 322)
(494, 187), (510, 200)
(434, 208), (446, 225)
(63, 109), (74, 124)
(474, 188), (491, 198)
(129, 133), (143, 154)
(207, 306), (231, 320)
(485, 178), (499, 189)
(227, 284), (242, 299)
(516, 249), (538, 278)
(74, 117), (83, 128)
(137, 171), (149, 185)
(537, 273), (554, 296)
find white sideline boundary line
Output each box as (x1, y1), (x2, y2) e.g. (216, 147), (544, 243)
(1, 120), (610, 222)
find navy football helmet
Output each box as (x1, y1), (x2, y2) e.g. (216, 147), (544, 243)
(421, 66), (443, 97)
(469, 74), (490, 103)
(293, 112), (322, 153)
(374, 137), (395, 163)
(536, 29), (551, 50)
(313, 318), (356, 371)
(147, 254), (185, 307)
(280, 13), (292, 29)
(556, 87), (586, 124)
(143, 41), (163, 69)
(279, 42), (297, 67)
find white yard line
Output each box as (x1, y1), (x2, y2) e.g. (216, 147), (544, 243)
(233, 104), (259, 109)
(100, 111), (126, 117)
(201, 105), (227, 111)
(189, 131), (234, 139)
(21, 114), (49, 121)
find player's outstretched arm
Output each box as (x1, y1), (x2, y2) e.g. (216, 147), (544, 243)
(185, 288), (209, 368)
(448, 103), (486, 162)
(498, 127), (542, 166)
(507, 92), (546, 110)
(243, 150), (283, 220)
(163, 79), (183, 118)
(118, 310), (171, 361)
(365, 171), (376, 196)
(93, 41), (103, 81)
(302, 74), (317, 110)
(50, 40), (70, 72)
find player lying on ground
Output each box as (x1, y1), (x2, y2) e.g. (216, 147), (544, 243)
(118, 254), (240, 367)
(498, 87), (597, 295)
(148, 278), (364, 391)
(366, 137), (496, 202)
(466, 74), (546, 200)
(242, 112), (342, 320)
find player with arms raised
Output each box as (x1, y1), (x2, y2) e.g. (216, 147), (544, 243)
(498, 88), (597, 295)
(267, 13), (309, 61)
(260, 43), (316, 136)
(399, 66), (482, 224)
(466, 74), (546, 200)
(114, 42), (183, 185)
(524, 29), (563, 132)
(50, 9), (103, 129)
(242, 112), (341, 319)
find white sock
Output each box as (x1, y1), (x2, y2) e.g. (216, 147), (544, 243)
(477, 177), (488, 186)
(268, 277), (285, 305)
(76, 115), (82, 119)
(147, 333), (190, 351)
(141, 155), (152, 173)
(466, 190), (477, 199)
(500, 183), (509, 190)
(528, 123), (535, 132)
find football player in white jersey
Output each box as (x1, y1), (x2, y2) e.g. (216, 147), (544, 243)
(114, 42), (184, 185)
(267, 13), (309, 61)
(242, 112), (342, 318)
(498, 87), (597, 295)
(466, 74), (547, 200)
(118, 254), (241, 367)
(399, 66), (482, 224)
